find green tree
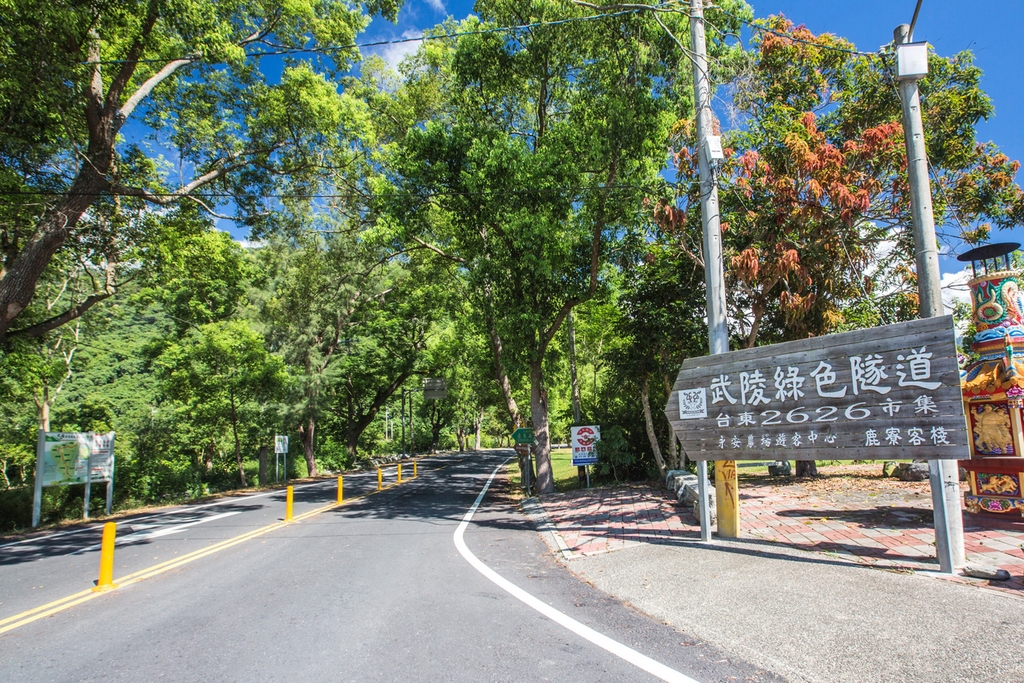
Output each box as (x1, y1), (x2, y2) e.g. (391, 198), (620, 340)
(156, 320), (286, 486)
(0, 0), (398, 341)
(387, 3), (747, 493)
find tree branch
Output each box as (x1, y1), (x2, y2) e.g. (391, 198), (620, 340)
(9, 291), (114, 339)
(118, 57), (195, 123)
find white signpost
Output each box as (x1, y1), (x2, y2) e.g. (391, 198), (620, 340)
(32, 431), (116, 527)
(570, 425), (601, 490)
(275, 435), (289, 483)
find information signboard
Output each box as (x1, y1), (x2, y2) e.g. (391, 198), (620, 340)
(40, 432), (115, 486)
(423, 378), (447, 400)
(664, 316), (968, 461)
(571, 425), (600, 466)
(33, 430), (116, 527)
(275, 435), (289, 454)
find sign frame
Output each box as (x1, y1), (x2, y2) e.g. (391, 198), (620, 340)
(664, 316), (968, 462)
(32, 430), (116, 527)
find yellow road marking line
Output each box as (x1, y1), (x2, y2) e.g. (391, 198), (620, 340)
(0, 470), (434, 636)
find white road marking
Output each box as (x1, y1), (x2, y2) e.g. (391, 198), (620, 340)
(453, 460), (702, 683)
(68, 511), (244, 555)
(0, 478), (337, 551)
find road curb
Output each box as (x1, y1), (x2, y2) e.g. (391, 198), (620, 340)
(519, 496), (575, 560)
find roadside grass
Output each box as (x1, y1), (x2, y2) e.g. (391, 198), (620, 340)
(507, 447), (582, 493)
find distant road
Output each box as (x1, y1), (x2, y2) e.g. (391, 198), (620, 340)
(0, 451), (778, 682)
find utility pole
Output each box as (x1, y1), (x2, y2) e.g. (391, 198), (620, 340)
(689, 0), (734, 541)
(894, 23), (965, 572)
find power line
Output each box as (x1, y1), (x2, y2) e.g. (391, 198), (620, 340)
(709, 4), (880, 58)
(0, 183), (676, 202)
(88, 8), (651, 66)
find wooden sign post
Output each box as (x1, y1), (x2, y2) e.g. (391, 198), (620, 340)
(666, 316), (968, 539)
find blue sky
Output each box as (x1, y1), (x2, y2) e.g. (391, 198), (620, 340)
(360, 0), (1024, 299)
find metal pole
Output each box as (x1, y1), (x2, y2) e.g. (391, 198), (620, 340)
(894, 24), (965, 572)
(83, 442), (92, 521)
(32, 430), (45, 527)
(401, 390), (407, 457)
(696, 461), (712, 542)
(690, 0), (734, 540)
(105, 434), (115, 516)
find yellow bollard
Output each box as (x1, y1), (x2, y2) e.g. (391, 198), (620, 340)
(377, 468), (382, 491)
(715, 460), (740, 538)
(337, 476), (343, 504)
(286, 486), (294, 522)
(414, 460), (418, 478)
(397, 463), (403, 483)
(92, 522), (119, 592)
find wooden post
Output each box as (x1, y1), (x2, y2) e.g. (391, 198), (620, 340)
(715, 461), (740, 538)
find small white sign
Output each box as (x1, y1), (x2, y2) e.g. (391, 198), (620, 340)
(275, 435), (289, 454)
(678, 388), (707, 419)
(570, 425), (601, 466)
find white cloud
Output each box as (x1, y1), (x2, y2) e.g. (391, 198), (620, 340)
(376, 30), (424, 71)
(424, 0), (446, 12)
(941, 267), (972, 316)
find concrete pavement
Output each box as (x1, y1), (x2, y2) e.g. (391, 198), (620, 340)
(535, 479), (1024, 683)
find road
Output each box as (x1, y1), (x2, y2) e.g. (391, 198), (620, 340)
(0, 451), (779, 682)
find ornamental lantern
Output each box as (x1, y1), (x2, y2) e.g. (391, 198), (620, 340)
(957, 242), (1024, 515)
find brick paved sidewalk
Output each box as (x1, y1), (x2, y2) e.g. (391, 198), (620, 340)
(537, 481), (1024, 594)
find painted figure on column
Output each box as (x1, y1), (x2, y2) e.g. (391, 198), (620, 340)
(958, 242), (1024, 515)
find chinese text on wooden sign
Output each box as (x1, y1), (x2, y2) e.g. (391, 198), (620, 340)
(664, 316), (968, 461)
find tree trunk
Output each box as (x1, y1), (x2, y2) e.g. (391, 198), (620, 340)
(663, 375), (680, 469)
(37, 388), (51, 432)
(795, 460), (818, 477)
(640, 376), (667, 480)
(530, 360), (554, 494)
(204, 439), (215, 472)
(487, 316), (522, 426)
(568, 310), (587, 485)
(0, 172), (109, 340)
(474, 410), (483, 450)
(456, 428), (465, 453)
(567, 310), (582, 423)
(298, 415), (318, 477)
(258, 444), (268, 486)
(347, 430), (359, 461)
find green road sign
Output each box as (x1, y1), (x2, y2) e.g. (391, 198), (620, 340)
(512, 428), (534, 444)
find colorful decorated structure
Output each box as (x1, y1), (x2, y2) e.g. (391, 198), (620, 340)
(958, 242), (1024, 516)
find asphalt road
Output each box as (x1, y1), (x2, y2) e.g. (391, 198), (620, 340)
(0, 451), (780, 682)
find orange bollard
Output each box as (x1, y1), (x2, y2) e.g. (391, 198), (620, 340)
(286, 486), (294, 522)
(92, 522), (119, 592)
(337, 476), (343, 504)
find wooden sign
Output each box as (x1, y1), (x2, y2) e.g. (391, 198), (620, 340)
(664, 316), (968, 461)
